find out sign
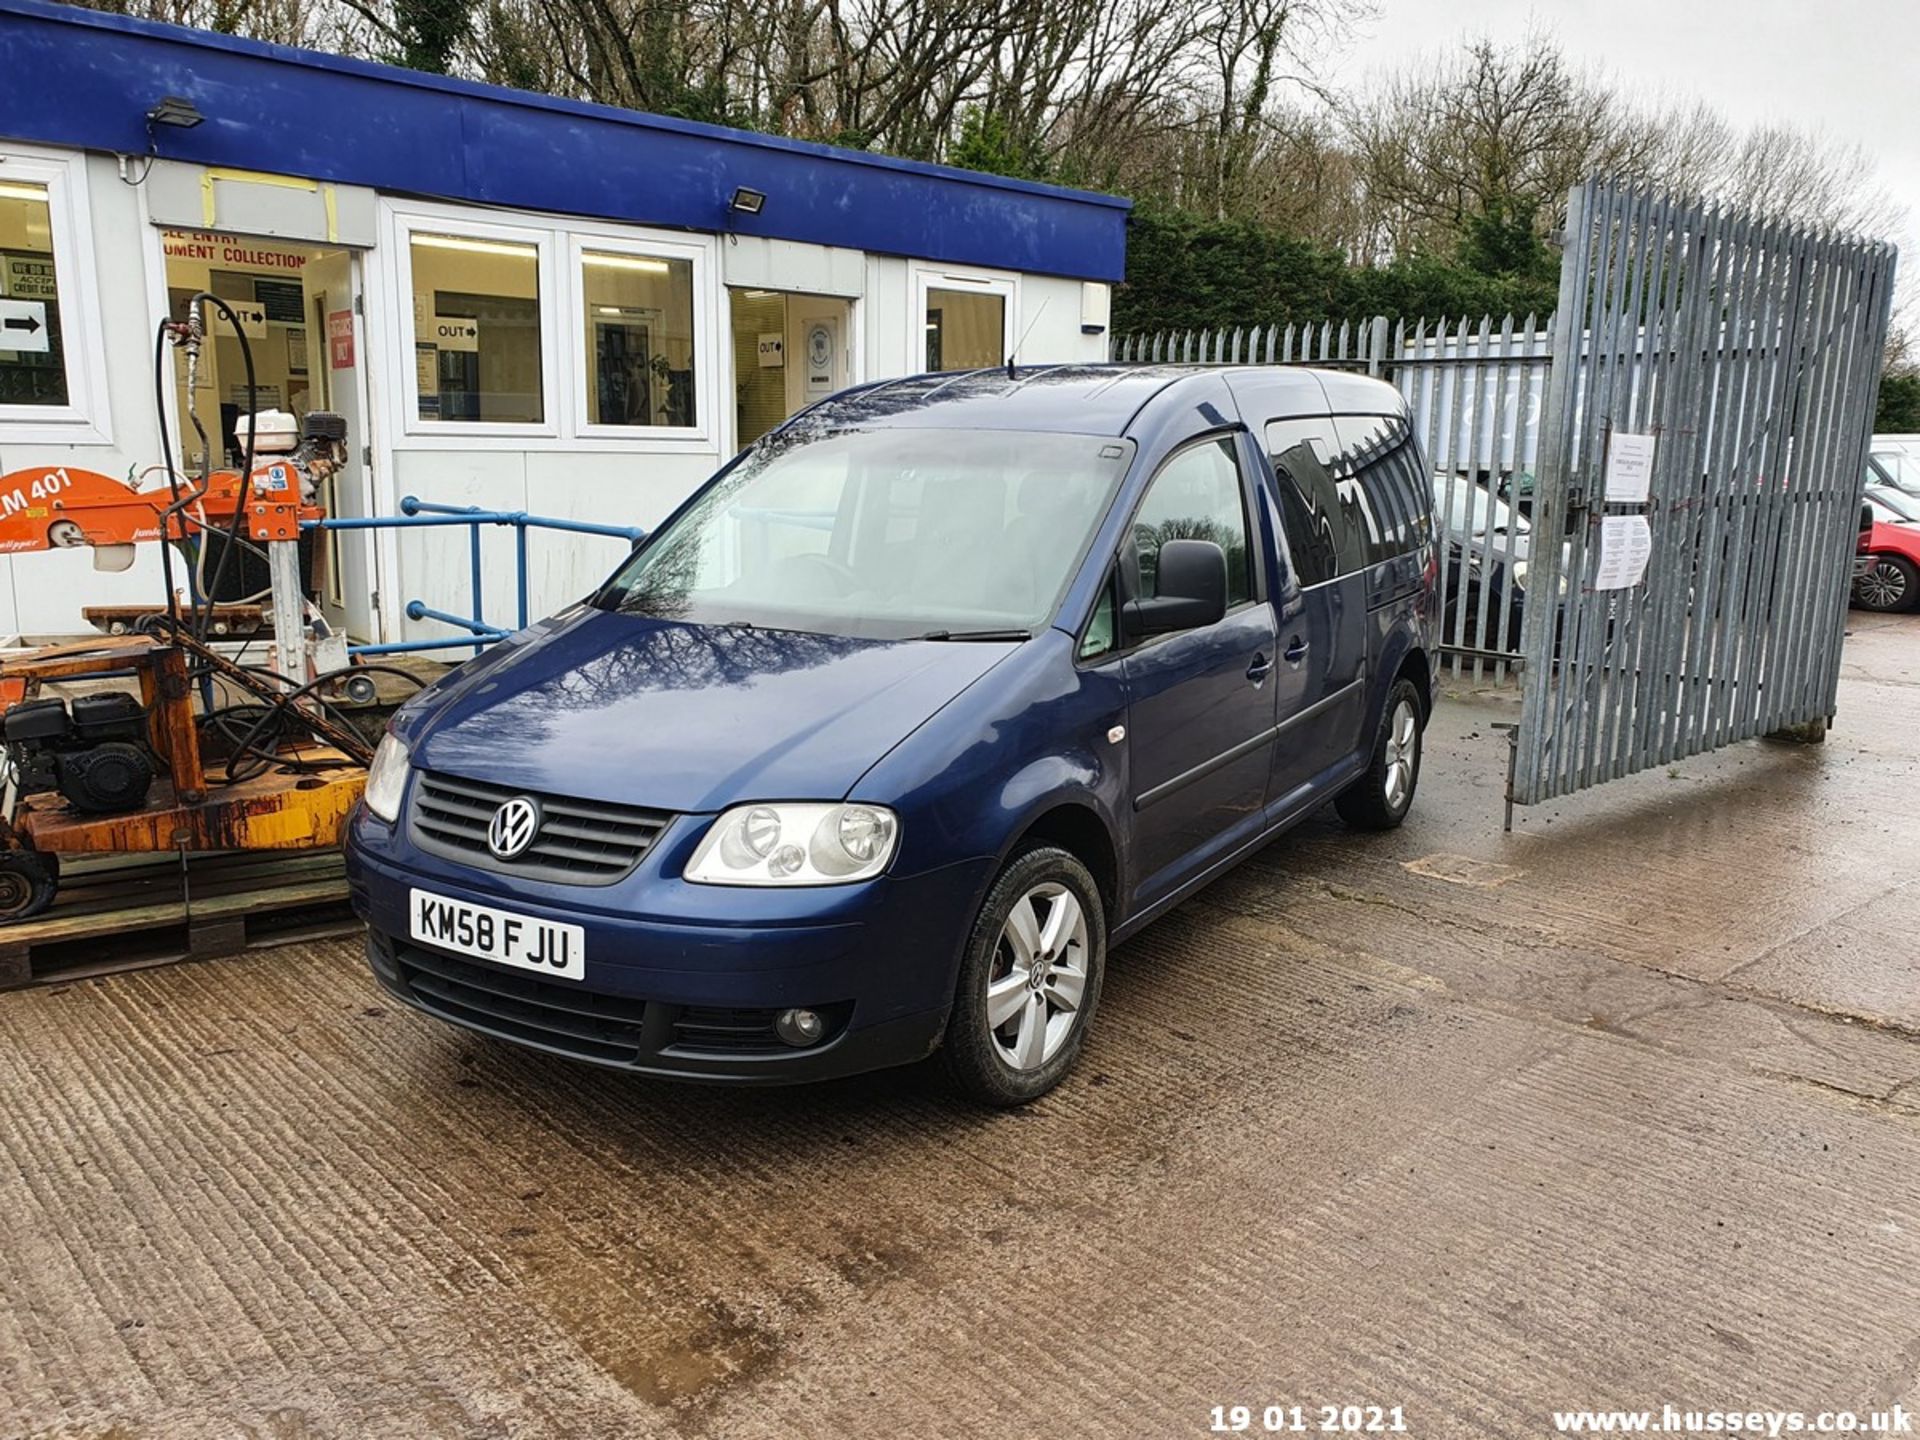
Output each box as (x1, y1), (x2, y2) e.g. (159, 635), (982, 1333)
(431, 315), (480, 352)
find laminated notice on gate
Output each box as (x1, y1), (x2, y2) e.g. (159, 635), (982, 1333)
(1603, 431), (1657, 504)
(1594, 514), (1653, 590)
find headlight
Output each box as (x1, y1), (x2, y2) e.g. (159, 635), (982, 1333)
(362, 733), (410, 823)
(1510, 558), (1528, 589)
(685, 803), (900, 886)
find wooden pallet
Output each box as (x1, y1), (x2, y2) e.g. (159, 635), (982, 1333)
(0, 849), (358, 990)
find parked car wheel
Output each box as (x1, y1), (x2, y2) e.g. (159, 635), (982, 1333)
(939, 844), (1106, 1106)
(1855, 554), (1920, 613)
(1335, 678), (1424, 831)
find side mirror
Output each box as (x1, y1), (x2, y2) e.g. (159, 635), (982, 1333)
(1124, 539), (1229, 638)
(1861, 502), (1875, 536)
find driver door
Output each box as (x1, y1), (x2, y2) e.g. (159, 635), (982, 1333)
(1121, 434), (1279, 911)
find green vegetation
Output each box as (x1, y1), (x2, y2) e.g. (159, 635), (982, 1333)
(1112, 207), (1561, 336)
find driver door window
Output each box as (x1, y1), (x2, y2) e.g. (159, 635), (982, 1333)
(1129, 436), (1253, 607)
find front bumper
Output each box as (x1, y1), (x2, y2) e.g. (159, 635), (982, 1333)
(346, 808), (992, 1084)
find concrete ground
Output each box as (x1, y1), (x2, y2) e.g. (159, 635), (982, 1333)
(3, 614), (1918, 1440)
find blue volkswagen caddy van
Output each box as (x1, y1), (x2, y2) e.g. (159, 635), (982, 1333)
(347, 365), (1439, 1104)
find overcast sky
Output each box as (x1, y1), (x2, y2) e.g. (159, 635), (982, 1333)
(1331, 0), (1916, 311)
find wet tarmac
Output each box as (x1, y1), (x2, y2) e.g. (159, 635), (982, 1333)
(3, 613), (1918, 1439)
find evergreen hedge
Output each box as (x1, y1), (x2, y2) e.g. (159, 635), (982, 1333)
(1112, 209), (1562, 337)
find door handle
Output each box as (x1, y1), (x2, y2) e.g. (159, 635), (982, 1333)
(1284, 636), (1310, 664)
(1246, 652), (1273, 682)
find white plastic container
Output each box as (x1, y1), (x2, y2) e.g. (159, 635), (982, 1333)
(235, 408), (299, 455)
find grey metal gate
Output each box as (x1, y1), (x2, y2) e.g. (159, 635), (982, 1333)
(1512, 177), (1898, 806)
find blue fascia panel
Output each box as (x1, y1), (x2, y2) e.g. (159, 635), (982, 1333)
(0, 0), (1129, 281)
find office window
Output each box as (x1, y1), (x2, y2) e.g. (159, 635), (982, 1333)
(582, 249), (696, 428)
(0, 180), (67, 408)
(925, 287), (1005, 371)
(409, 232), (543, 423)
(1131, 437), (1251, 605)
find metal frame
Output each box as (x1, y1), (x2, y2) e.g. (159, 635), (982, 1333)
(306, 496), (646, 657)
(1512, 177), (1898, 807)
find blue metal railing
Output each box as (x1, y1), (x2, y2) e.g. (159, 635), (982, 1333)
(306, 496), (647, 657)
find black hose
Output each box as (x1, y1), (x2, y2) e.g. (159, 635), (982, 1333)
(181, 292), (259, 644)
(151, 322), (184, 629)
(210, 662), (427, 785)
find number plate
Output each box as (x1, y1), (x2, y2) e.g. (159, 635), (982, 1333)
(408, 889), (586, 980)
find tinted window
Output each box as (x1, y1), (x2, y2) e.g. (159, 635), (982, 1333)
(1131, 437), (1252, 605)
(1332, 413), (1431, 566)
(1266, 417), (1361, 582)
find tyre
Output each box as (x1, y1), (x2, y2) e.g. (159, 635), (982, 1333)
(0, 850), (58, 923)
(1855, 554), (1919, 613)
(939, 844), (1106, 1106)
(1336, 677), (1424, 831)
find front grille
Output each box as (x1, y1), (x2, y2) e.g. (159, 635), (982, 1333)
(393, 941), (651, 1063)
(409, 771), (672, 885)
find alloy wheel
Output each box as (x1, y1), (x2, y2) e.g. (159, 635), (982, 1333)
(986, 882), (1090, 1071)
(1384, 699), (1419, 811)
(1859, 560), (1909, 609)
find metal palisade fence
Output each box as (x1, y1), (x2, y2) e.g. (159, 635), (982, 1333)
(1112, 315), (1555, 682)
(1512, 177), (1897, 806)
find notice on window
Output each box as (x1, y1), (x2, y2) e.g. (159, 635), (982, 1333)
(3, 256), (57, 301)
(757, 332), (784, 368)
(327, 309), (355, 370)
(429, 315), (479, 352)
(415, 344), (439, 414)
(0, 299), (49, 353)
(1604, 430), (1657, 504)
(226, 302), (269, 339)
(806, 322), (835, 395)
(228, 382), (284, 409)
(1594, 514), (1653, 590)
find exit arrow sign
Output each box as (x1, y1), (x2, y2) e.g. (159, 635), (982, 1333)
(0, 299), (48, 353)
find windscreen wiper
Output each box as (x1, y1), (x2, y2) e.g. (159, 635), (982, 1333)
(913, 628), (1031, 642)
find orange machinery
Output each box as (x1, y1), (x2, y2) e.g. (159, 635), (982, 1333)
(0, 305), (374, 922)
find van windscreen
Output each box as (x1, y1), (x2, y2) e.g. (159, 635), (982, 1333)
(597, 427), (1133, 641)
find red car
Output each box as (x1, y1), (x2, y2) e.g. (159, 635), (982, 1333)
(1856, 485), (1920, 613)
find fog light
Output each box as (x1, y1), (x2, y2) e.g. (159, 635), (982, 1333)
(775, 1008), (825, 1047)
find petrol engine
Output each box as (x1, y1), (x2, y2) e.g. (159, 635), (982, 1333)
(3, 693), (155, 814)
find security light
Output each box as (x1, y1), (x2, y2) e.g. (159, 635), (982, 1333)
(145, 96), (205, 130)
(728, 186), (767, 216)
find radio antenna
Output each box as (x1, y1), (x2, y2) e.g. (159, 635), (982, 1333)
(1007, 298), (1050, 379)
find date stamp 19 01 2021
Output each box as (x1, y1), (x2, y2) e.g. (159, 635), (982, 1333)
(1209, 1405), (1410, 1434)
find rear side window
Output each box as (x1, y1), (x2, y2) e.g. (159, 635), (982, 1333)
(1130, 436), (1252, 605)
(1331, 413), (1431, 566)
(1266, 417), (1362, 583)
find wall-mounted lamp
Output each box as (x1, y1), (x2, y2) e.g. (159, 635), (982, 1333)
(728, 186), (767, 216)
(145, 95), (205, 131)
(121, 93), (205, 185)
